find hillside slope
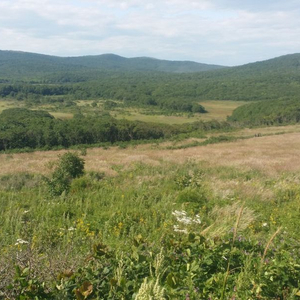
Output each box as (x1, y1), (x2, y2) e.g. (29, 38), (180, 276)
(0, 50), (225, 79)
(1, 51), (300, 105)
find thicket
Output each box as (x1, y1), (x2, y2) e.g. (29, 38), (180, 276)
(45, 152), (85, 196)
(0, 108), (230, 151)
(228, 98), (300, 125)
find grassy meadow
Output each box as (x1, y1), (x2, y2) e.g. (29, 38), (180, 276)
(1, 126), (300, 299)
(108, 100), (247, 124)
(0, 98), (246, 124)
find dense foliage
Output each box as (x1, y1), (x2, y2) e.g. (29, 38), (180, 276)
(0, 51), (225, 80)
(0, 108), (230, 151)
(45, 152), (85, 196)
(1, 52), (300, 115)
(229, 98), (300, 125)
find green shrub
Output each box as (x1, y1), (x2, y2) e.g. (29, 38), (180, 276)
(45, 152), (85, 196)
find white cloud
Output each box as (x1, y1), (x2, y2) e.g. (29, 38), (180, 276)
(0, 0), (300, 65)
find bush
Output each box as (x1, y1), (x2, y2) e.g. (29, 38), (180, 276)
(46, 152), (85, 196)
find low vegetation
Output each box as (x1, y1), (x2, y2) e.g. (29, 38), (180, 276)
(1, 139), (300, 298)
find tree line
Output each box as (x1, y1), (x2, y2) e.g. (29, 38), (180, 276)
(228, 98), (300, 125)
(0, 108), (230, 151)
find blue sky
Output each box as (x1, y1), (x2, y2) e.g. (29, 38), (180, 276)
(0, 0), (300, 66)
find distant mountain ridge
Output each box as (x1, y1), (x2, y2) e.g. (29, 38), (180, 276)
(1, 50), (300, 103)
(0, 50), (226, 79)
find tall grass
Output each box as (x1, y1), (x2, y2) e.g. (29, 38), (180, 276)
(1, 158), (300, 298)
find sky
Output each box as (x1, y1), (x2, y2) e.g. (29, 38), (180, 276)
(0, 0), (300, 66)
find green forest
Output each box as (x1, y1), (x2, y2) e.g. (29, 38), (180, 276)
(1, 51), (300, 113)
(229, 98), (300, 125)
(0, 108), (230, 151)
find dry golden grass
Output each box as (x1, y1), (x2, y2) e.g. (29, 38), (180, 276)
(210, 177), (274, 201)
(201, 202), (256, 238)
(227, 124), (300, 137)
(48, 112), (74, 119)
(0, 100), (23, 113)
(1, 130), (300, 177)
(198, 100), (248, 121)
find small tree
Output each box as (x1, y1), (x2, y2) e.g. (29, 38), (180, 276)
(46, 152), (85, 196)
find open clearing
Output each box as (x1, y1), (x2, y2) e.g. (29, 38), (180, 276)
(198, 100), (248, 121)
(113, 100), (247, 124)
(1, 126), (300, 176)
(0, 99), (23, 113)
(0, 99), (246, 124)
(113, 110), (201, 124)
(48, 111), (74, 119)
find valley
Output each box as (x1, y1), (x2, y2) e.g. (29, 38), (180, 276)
(1, 51), (300, 299)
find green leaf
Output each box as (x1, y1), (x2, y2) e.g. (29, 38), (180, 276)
(167, 273), (178, 289)
(110, 278), (117, 287)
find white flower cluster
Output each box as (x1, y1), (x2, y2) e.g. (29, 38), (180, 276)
(172, 210), (201, 234)
(15, 239), (29, 245)
(172, 210), (201, 225)
(173, 225), (188, 234)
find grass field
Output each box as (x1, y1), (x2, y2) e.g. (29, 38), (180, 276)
(0, 98), (247, 124)
(1, 126), (300, 176)
(48, 111), (74, 119)
(1, 124), (300, 298)
(112, 100), (247, 124)
(198, 100), (249, 120)
(0, 99), (23, 113)
(113, 109), (201, 124)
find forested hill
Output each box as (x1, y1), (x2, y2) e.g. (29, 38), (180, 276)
(1, 51), (300, 103)
(0, 50), (225, 79)
(214, 53), (300, 77)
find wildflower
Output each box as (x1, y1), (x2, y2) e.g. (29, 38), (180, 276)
(172, 210), (187, 217)
(15, 239), (29, 245)
(194, 214), (201, 224)
(262, 222), (268, 227)
(68, 227), (76, 231)
(172, 210), (201, 234)
(172, 210), (201, 225)
(173, 225), (188, 234)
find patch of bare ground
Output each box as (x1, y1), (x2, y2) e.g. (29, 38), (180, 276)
(1, 132), (300, 176)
